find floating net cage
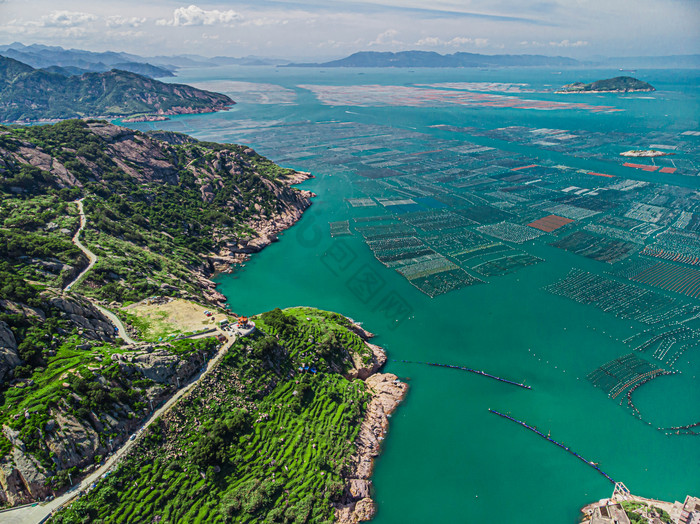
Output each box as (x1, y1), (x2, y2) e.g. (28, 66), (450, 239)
(329, 221), (352, 237)
(473, 253), (543, 277)
(477, 221), (544, 244)
(551, 231), (638, 264)
(545, 270), (680, 325)
(587, 353), (663, 399)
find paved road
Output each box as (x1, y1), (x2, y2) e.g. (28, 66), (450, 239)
(63, 198), (137, 345)
(94, 304), (137, 346)
(64, 199), (96, 291)
(3, 332), (236, 524)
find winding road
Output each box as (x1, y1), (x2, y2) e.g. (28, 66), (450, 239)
(3, 332), (235, 524)
(1, 199), (239, 523)
(64, 199), (136, 345)
(64, 199), (95, 292)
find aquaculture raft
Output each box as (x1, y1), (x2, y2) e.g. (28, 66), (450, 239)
(488, 409), (615, 484)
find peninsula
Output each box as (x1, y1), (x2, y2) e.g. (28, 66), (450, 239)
(0, 120), (405, 522)
(0, 56), (233, 123)
(556, 76), (655, 93)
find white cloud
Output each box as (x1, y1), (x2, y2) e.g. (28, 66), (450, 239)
(549, 39), (588, 47)
(520, 40), (588, 48)
(369, 29), (402, 46)
(105, 29), (146, 39)
(415, 36), (441, 46)
(106, 16), (146, 28)
(415, 36), (489, 47)
(40, 11), (96, 27)
(241, 17), (289, 27)
(157, 5), (241, 27)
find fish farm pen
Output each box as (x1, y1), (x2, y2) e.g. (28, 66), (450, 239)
(199, 114), (700, 442)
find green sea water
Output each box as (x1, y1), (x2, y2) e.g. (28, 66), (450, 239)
(123, 66), (700, 523)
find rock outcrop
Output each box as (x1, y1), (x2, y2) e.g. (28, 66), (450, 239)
(335, 371), (408, 523)
(45, 292), (116, 341)
(0, 321), (20, 383)
(0, 342), (212, 505)
(117, 347), (208, 385)
(0, 441), (53, 506)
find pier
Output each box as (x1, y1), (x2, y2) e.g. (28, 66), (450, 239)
(392, 360), (531, 389)
(488, 409), (615, 484)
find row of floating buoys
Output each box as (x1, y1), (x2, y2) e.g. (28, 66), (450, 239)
(391, 359), (531, 389)
(488, 409), (615, 484)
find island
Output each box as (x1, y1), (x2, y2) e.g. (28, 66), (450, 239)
(556, 76), (655, 93)
(0, 120), (405, 522)
(620, 149), (674, 157)
(0, 56), (234, 123)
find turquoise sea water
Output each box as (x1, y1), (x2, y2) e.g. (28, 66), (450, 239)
(123, 66), (700, 523)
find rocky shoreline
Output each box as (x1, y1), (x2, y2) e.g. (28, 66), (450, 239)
(119, 104), (235, 123)
(335, 324), (408, 523)
(205, 170), (315, 305)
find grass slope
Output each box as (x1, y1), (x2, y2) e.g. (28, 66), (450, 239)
(50, 307), (373, 523)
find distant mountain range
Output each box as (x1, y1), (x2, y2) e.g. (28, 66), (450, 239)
(287, 51), (580, 68)
(286, 50), (700, 69)
(2, 43), (697, 76)
(0, 43), (288, 75)
(0, 55), (233, 122)
(0, 43), (174, 78)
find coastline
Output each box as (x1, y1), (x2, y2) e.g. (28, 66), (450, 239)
(207, 172), (314, 270)
(336, 324), (408, 523)
(2, 103), (235, 125)
(202, 170), (315, 305)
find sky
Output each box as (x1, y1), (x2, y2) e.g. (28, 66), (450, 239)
(0, 0), (698, 60)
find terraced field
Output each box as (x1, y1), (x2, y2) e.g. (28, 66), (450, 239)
(49, 307), (377, 523)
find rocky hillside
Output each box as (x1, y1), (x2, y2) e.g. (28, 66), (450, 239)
(49, 307), (406, 524)
(0, 119), (314, 507)
(0, 55), (233, 122)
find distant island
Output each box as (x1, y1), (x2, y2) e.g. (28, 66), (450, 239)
(620, 149), (673, 157)
(286, 50), (580, 68)
(0, 55), (233, 122)
(556, 76), (655, 93)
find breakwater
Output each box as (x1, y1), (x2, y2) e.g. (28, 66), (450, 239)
(392, 359), (531, 389)
(489, 409), (615, 484)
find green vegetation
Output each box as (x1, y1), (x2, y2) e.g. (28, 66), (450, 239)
(559, 76), (655, 93)
(51, 307), (372, 523)
(0, 55), (233, 122)
(0, 119), (306, 304)
(620, 501), (672, 523)
(0, 334), (218, 489)
(0, 120), (315, 508)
